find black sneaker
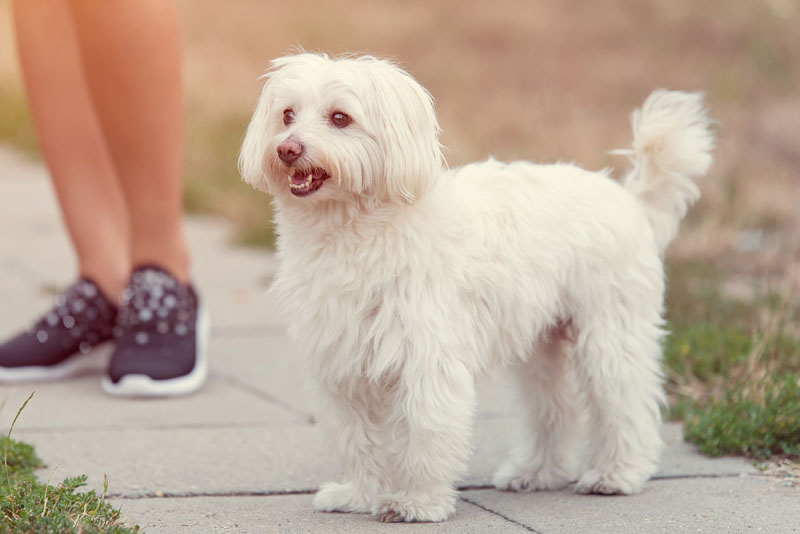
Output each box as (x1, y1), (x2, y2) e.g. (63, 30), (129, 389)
(101, 265), (209, 397)
(0, 278), (116, 382)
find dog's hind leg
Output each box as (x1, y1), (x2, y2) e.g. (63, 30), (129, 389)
(493, 322), (582, 492)
(313, 382), (389, 514)
(572, 310), (665, 495)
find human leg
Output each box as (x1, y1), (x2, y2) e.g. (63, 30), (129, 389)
(67, 0), (189, 281)
(66, 1), (206, 396)
(1, 0), (130, 381)
(12, 0), (130, 299)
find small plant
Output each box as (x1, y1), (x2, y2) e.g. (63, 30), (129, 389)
(1, 393), (140, 534)
(664, 259), (800, 461)
(0, 437), (42, 485)
(683, 373), (800, 459)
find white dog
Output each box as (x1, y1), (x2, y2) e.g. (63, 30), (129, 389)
(239, 53), (713, 523)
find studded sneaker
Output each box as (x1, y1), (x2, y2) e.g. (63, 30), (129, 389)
(101, 265), (209, 397)
(0, 278), (116, 382)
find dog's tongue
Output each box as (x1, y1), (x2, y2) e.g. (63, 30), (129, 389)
(291, 169), (312, 186)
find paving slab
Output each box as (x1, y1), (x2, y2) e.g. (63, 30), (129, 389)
(208, 334), (316, 416)
(9, 415), (518, 497)
(107, 493), (528, 534)
(17, 424), (332, 497)
(12, 405), (751, 500)
(464, 477), (799, 533)
(466, 420), (758, 491)
(0, 371), (302, 432)
(185, 217), (284, 331)
(656, 422), (759, 478)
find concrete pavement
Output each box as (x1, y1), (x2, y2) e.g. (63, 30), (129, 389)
(0, 144), (796, 533)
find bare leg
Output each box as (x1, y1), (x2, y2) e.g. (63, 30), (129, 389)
(12, 0), (130, 299)
(67, 0), (190, 282)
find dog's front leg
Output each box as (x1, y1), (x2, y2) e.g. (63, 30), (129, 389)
(313, 383), (388, 514)
(375, 359), (476, 523)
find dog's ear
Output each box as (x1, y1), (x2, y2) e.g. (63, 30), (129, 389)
(239, 65), (281, 194)
(367, 60), (445, 204)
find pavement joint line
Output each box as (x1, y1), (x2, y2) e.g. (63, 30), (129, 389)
(459, 495), (542, 533)
(106, 486), (491, 500)
(106, 489), (317, 500)
(651, 472), (755, 481)
(457, 472), (757, 493)
(210, 325), (286, 338)
(103, 473), (762, 501)
(214, 371), (314, 420)
(14, 420), (314, 434)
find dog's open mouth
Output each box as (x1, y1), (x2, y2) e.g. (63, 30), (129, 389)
(288, 167), (330, 197)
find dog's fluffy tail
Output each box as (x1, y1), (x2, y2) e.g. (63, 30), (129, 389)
(615, 90), (714, 252)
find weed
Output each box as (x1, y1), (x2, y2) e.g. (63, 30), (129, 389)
(0, 437), (41, 486)
(684, 373), (800, 459)
(1, 395), (139, 534)
(664, 258), (800, 460)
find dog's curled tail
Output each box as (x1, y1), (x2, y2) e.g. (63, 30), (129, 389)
(615, 90), (714, 252)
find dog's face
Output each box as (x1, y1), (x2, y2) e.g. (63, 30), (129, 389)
(239, 53), (444, 205)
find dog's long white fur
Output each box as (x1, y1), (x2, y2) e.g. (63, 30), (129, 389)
(240, 53), (714, 523)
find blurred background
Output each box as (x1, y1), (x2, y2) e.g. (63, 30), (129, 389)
(0, 0), (798, 421)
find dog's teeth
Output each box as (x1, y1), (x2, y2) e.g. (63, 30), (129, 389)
(287, 172), (317, 190)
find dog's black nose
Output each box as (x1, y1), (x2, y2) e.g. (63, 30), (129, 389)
(277, 139), (304, 164)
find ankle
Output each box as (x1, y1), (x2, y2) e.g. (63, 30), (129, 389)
(79, 261), (129, 303)
(131, 241), (190, 285)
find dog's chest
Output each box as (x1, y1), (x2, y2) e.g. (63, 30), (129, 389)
(273, 235), (411, 370)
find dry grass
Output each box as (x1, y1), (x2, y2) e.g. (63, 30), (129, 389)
(758, 458), (800, 488)
(0, 0), (797, 289)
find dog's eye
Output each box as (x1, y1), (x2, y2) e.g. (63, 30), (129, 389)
(330, 111), (352, 128)
(283, 109), (295, 126)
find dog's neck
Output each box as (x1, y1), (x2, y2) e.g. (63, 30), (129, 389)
(275, 192), (415, 228)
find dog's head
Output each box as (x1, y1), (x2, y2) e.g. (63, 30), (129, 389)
(239, 53), (444, 205)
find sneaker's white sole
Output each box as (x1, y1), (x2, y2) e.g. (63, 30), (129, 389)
(0, 341), (113, 383)
(101, 304), (209, 398)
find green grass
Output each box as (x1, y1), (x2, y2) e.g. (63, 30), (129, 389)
(1, 393), (140, 533)
(684, 374), (800, 459)
(0, 437), (42, 486)
(663, 259), (800, 460)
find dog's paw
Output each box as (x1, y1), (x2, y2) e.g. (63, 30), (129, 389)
(374, 493), (455, 523)
(313, 482), (372, 514)
(574, 469), (642, 495)
(493, 459), (572, 492)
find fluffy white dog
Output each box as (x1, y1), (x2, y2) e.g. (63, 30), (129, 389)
(239, 53), (714, 523)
